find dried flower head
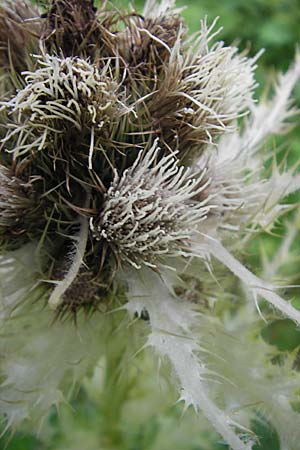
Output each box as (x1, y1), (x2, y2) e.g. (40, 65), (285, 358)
(0, 1), (300, 450)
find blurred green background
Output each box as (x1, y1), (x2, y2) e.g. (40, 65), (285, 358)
(2, 1), (300, 449)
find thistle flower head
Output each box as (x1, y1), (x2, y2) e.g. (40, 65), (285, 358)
(2, 54), (122, 161)
(141, 18), (258, 159)
(91, 140), (211, 269)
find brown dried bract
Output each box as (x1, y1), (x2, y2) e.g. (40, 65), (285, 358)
(0, 164), (41, 245)
(0, 0), (41, 72)
(42, 0), (100, 58)
(116, 14), (184, 70)
(53, 266), (111, 321)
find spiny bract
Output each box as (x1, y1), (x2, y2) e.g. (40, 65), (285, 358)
(0, 1), (300, 449)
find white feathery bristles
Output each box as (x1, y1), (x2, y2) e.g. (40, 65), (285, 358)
(0, 243), (110, 429)
(195, 56), (300, 232)
(196, 150), (268, 232)
(124, 267), (254, 450)
(284, 173), (300, 196)
(0, 243), (40, 319)
(143, 0), (183, 18)
(256, 163), (299, 228)
(0, 308), (107, 429)
(197, 151), (299, 234)
(240, 52), (300, 156)
(1, 55), (120, 157)
(217, 53), (300, 163)
(178, 18), (258, 142)
(261, 213), (300, 281)
(90, 140), (213, 269)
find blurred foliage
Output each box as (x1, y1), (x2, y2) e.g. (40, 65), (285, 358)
(262, 319), (300, 351)
(181, 0), (300, 70)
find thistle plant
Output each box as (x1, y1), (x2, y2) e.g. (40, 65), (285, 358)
(0, 1), (300, 449)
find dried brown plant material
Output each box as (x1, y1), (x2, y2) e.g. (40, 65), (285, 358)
(113, 13), (185, 73)
(42, 0), (100, 58)
(52, 267), (110, 319)
(0, 0), (41, 72)
(0, 164), (40, 245)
